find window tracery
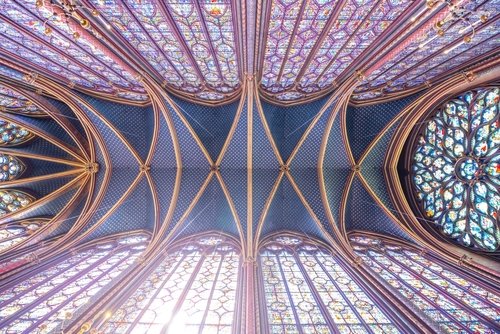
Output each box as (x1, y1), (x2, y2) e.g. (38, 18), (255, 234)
(358, 1), (498, 98)
(259, 235), (399, 333)
(411, 87), (499, 251)
(0, 219), (45, 252)
(0, 234), (149, 334)
(0, 120), (34, 146)
(84, 0), (241, 101)
(0, 189), (34, 216)
(260, 0), (413, 101)
(0, 1), (147, 101)
(0, 85), (44, 116)
(100, 234), (241, 333)
(0, 154), (25, 181)
(350, 234), (500, 333)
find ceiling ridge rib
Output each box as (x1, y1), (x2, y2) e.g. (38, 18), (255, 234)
(246, 77), (253, 254)
(215, 171), (247, 257)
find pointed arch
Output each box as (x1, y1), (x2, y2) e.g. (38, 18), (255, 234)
(0, 218), (48, 253)
(257, 232), (407, 333)
(0, 84), (45, 117)
(0, 189), (35, 216)
(0, 232), (149, 334)
(96, 232), (243, 333)
(0, 153), (25, 181)
(0, 120), (34, 147)
(350, 232), (500, 333)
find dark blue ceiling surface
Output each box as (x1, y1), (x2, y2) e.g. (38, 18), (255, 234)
(22, 158), (73, 178)
(12, 186), (79, 225)
(150, 111), (176, 168)
(261, 175), (326, 243)
(76, 96), (142, 167)
(168, 99), (211, 168)
(262, 95), (330, 162)
(346, 93), (420, 162)
(172, 96), (239, 162)
(46, 96), (88, 143)
(252, 169), (280, 236)
(83, 175), (152, 243)
(221, 97), (248, 169)
(360, 120), (402, 213)
(47, 195), (87, 239)
(79, 93), (154, 162)
(13, 136), (75, 161)
(11, 111), (80, 153)
(322, 110), (352, 232)
(173, 176), (240, 241)
(346, 176), (413, 242)
(253, 99), (280, 169)
(12, 88), (419, 246)
(164, 168), (211, 237)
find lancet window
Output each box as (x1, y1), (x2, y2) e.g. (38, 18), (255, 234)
(0, 154), (25, 181)
(0, 219), (45, 252)
(0, 85), (44, 116)
(100, 234), (241, 334)
(0, 120), (34, 146)
(0, 234), (149, 334)
(0, 189), (34, 216)
(259, 235), (400, 333)
(350, 234), (500, 333)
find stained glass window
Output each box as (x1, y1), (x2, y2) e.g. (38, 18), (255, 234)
(0, 64), (25, 81)
(259, 235), (400, 333)
(100, 235), (241, 334)
(86, 0), (241, 101)
(412, 87), (500, 251)
(0, 189), (34, 216)
(0, 85), (43, 116)
(0, 154), (25, 181)
(260, 0), (413, 101)
(359, 1), (499, 97)
(0, 120), (34, 146)
(0, 234), (149, 333)
(351, 235), (500, 333)
(0, 1), (147, 101)
(0, 253), (32, 275)
(0, 219), (44, 252)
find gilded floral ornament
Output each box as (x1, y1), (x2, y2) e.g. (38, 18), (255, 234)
(412, 87), (500, 251)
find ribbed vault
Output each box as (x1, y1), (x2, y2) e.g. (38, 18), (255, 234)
(0, 0), (498, 311)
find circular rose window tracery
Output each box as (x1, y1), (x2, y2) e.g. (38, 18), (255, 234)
(412, 87), (499, 251)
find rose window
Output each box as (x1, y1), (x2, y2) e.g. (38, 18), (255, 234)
(412, 87), (499, 251)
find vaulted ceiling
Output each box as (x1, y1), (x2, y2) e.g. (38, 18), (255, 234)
(0, 0), (498, 259)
